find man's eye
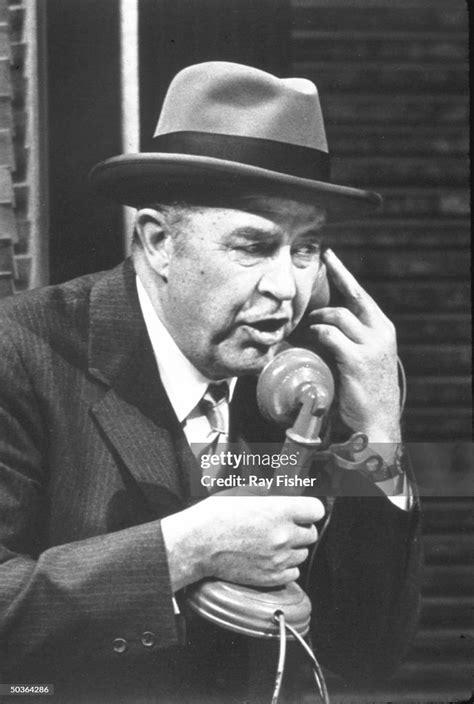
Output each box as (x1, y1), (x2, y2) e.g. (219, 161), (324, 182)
(292, 242), (321, 266)
(240, 244), (265, 254)
(231, 242), (274, 265)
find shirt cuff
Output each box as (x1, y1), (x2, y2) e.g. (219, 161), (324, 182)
(386, 473), (414, 511)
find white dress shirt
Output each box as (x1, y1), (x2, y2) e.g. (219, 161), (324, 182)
(136, 276), (235, 446)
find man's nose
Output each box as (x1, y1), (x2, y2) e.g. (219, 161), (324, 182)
(257, 250), (297, 301)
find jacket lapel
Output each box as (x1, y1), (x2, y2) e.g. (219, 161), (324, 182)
(87, 260), (193, 509)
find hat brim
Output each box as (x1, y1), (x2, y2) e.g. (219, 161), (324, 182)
(89, 153), (382, 221)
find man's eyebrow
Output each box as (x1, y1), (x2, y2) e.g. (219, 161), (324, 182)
(296, 229), (325, 241)
(228, 226), (278, 240)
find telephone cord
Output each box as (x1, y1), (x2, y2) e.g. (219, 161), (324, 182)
(397, 355), (406, 417)
(271, 611), (330, 704)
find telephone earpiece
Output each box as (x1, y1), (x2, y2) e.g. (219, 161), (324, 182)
(307, 262), (330, 312)
(288, 263), (331, 348)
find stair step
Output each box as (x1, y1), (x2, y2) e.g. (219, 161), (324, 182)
(393, 314), (470, 344)
(397, 344), (471, 373)
(295, 61), (468, 94)
(293, 31), (467, 63)
(420, 498), (474, 531)
(390, 660), (472, 689)
(325, 188), (471, 220)
(403, 413), (471, 443)
(0, 237), (14, 271)
(411, 643), (474, 666)
(327, 127), (468, 157)
(294, 0), (465, 5)
(411, 454), (474, 495)
(7, 6), (25, 42)
(377, 188), (470, 218)
(319, 691), (470, 704)
(420, 596), (474, 629)
(367, 281), (470, 314)
(324, 221), (470, 249)
(423, 534), (474, 564)
(293, 5), (467, 34)
(331, 155), (468, 187)
(0, 98), (14, 132)
(339, 248), (469, 279)
(322, 95), (468, 126)
(422, 564), (473, 596)
(324, 665), (471, 702)
(407, 377), (470, 407)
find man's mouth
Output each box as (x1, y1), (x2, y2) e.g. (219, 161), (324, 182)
(240, 318), (289, 346)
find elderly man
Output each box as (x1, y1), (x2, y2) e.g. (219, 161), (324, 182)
(0, 63), (420, 703)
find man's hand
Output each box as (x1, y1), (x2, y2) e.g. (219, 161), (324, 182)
(161, 495), (324, 592)
(307, 248), (401, 444)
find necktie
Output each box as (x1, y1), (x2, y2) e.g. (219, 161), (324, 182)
(194, 382), (230, 491)
(199, 382), (229, 441)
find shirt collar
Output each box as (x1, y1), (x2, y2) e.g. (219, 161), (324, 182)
(136, 275), (236, 422)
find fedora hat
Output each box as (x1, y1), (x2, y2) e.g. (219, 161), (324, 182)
(89, 62), (382, 219)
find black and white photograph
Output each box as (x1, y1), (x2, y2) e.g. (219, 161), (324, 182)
(0, 1), (471, 703)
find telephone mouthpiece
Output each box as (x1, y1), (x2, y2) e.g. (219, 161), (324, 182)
(257, 347), (335, 427)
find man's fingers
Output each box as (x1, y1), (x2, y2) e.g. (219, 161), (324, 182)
(323, 248), (379, 323)
(307, 306), (366, 343)
(292, 523), (318, 547)
(285, 496), (325, 524)
(309, 323), (357, 362)
(323, 248), (367, 299)
(277, 567), (301, 586)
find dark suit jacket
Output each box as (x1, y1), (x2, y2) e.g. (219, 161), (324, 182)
(0, 260), (422, 703)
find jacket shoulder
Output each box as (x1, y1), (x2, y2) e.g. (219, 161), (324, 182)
(0, 270), (103, 319)
(0, 270), (108, 365)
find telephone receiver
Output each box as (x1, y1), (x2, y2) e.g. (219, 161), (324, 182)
(186, 344), (335, 639)
(306, 259), (331, 312)
(286, 258), (331, 352)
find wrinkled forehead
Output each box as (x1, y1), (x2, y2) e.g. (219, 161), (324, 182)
(176, 193), (327, 234)
(136, 192), (327, 235)
(178, 197), (327, 244)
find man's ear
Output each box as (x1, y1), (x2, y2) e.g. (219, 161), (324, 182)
(134, 208), (173, 280)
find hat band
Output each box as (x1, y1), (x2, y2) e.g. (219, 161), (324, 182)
(152, 131), (331, 182)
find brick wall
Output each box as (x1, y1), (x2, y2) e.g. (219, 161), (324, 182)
(0, 0), (16, 297)
(0, 0), (46, 298)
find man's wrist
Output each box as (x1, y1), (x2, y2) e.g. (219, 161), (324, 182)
(161, 508), (206, 593)
(359, 423), (402, 447)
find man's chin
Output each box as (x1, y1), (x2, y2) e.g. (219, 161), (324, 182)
(218, 344), (281, 378)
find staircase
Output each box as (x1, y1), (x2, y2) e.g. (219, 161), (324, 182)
(290, 1), (472, 700)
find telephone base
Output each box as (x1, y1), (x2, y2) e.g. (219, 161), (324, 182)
(186, 579), (311, 639)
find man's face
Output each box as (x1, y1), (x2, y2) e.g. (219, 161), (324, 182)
(158, 195), (328, 379)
